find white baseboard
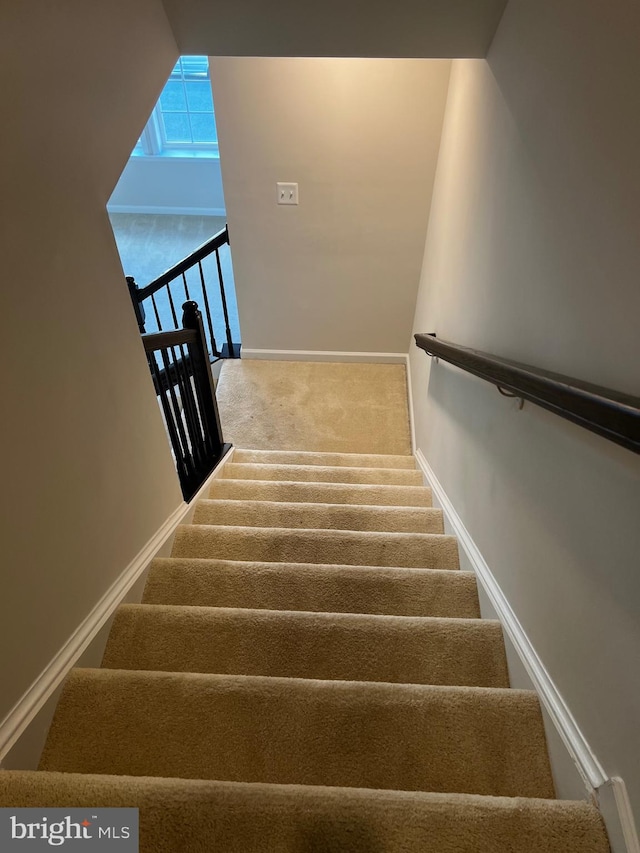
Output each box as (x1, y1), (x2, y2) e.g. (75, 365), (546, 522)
(107, 205), (226, 217)
(404, 354), (416, 454)
(0, 447), (235, 765)
(241, 348), (408, 364)
(415, 448), (638, 853)
(598, 778), (640, 853)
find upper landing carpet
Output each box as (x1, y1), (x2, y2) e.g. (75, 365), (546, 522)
(216, 360), (412, 455)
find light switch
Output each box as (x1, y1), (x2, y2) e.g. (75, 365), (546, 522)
(277, 182), (299, 205)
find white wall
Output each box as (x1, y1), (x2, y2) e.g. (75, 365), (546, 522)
(163, 0), (506, 58)
(211, 57), (451, 355)
(108, 156), (226, 215)
(0, 1), (183, 738)
(409, 0), (640, 816)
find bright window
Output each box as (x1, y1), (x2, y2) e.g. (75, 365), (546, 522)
(135, 56), (218, 156)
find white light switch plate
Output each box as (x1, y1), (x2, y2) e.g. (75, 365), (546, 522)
(277, 182), (299, 205)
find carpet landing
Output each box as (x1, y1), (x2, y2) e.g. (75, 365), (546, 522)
(0, 449), (609, 852)
(216, 361), (413, 454)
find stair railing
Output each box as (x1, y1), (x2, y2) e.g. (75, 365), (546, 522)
(127, 224), (240, 361)
(415, 333), (640, 454)
(143, 300), (230, 500)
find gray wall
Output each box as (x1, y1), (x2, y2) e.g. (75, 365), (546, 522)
(211, 57), (451, 355)
(0, 1), (182, 732)
(409, 0), (640, 814)
(163, 0), (507, 58)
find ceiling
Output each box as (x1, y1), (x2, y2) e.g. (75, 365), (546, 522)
(161, 0), (509, 59)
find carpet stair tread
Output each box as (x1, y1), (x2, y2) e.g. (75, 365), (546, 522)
(209, 477), (433, 506)
(222, 461), (424, 486)
(39, 669), (554, 798)
(103, 604), (508, 687)
(172, 524), (460, 569)
(143, 558), (481, 617)
(233, 449), (418, 469)
(0, 772), (610, 853)
(193, 498), (444, 534)
(6, 445), (610, 853)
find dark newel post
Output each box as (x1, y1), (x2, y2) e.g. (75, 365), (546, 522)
(126, 276), (146, 333)
(182, 300), (224, 452)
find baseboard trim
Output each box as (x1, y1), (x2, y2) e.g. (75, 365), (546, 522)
(107, 205), (226, 217)
(404, 354), (416, 454)
(598, 778), (640, 853)
(415, 448), (606, 790)
(241, 348), (408, 364)
(0, 447), (234, 764)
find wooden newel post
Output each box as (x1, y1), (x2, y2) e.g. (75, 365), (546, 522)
(126, 276), (146, 333)
(182, 300), (224, 455)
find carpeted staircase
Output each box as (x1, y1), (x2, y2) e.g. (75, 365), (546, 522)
(0, 449), (609, 851)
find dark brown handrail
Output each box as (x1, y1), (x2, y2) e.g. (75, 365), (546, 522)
(142, 328), (198, 352)
(414, 333), (640, 455)
(137, 225), (229, 301)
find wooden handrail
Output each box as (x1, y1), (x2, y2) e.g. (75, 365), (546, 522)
(414, 333), (640, 454)
(141, 328), (198, 353)
(136, 225), (229, 301)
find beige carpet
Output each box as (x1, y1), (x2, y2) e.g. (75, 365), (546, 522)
(0, 775), (610, 853)
(0, 449), (610, 852)
(216, 360), (412, 454)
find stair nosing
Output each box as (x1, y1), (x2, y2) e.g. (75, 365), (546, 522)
(148, 556), (476, 576)
(177, 523), (455, 540)
(69, 667), (536, 700)
(197, 498), (440, 511)
(214, 478), (431, 489)
(114, 601), (498, 628)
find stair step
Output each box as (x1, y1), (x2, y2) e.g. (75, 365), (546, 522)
(222, 462), (424, 486)
(193, 499), (444, 534)
(0, 771), (609, 853)
(232, 449), (417, 469)
(172, 525), (460, 569)
(103, 605), (508, 687)
(143, 559), (481, 618)
(40, 669), (554, 798)
(209, 477), (433, 506)
(8, 440), (602, 851)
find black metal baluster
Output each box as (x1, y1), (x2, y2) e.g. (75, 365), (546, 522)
(181, 341), (206, 453)
(151, 294), (163, 330)
(166, 280), (179, 328)
(142, 298), (228, 499)
(198, 260), (218, 358)
(169, 343), (194, 464)
(215, 249), (237, 358)
(159, 346), (193, 477)
(175, 342), (206, 470)
(149, 352), (190, 489)
(182, 301), (224, 457)
(180, 337), (213, 460)
(128, 225), (238, 357)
